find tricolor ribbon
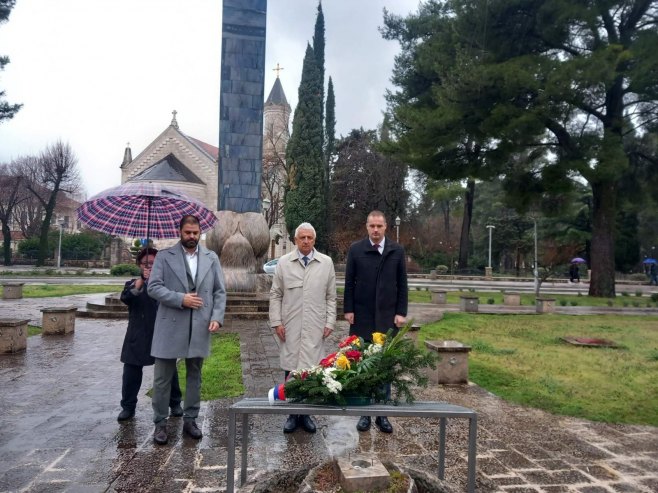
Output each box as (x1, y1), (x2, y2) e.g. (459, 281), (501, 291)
(268, 383), (286, 404)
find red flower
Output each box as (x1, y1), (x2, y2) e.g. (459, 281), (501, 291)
(339, 335), (359, 348)
(344, 350), (362, 362)
(320, 352), (337, 367)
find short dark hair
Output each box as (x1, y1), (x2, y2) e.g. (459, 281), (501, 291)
(136, 247), (158, 266)
(179, 215), (200, 230)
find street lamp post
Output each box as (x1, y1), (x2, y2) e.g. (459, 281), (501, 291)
(486, 225), (495, 268)
(261, 197), (271, 217)
(395, 216), (401, 243)
(56, 220), (64, 269)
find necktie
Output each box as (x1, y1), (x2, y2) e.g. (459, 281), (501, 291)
(373, 244), (380, 254)
(302, 256), (309, 266)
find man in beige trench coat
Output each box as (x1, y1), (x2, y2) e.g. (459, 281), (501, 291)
(269, 222), (336, 433)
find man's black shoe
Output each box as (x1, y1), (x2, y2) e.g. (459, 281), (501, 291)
(153, 423), (168, 445)
(183, 420), (202, 439)
(300, 415), (316, 433)
(283, 415), (299, 433)
(356, 416), (371, 432)
(375, 416), (393, 433)
(169, 404), (184, 417)
(117, 409), (135, 422)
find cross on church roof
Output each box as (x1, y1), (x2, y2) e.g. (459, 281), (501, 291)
(171, 109), (179, 129)
(273, 63), (284, 78)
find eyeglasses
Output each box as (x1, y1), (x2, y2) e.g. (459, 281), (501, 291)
(139, 262), (153, 267)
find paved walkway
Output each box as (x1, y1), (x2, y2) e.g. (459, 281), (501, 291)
(0, 294), (657, 492)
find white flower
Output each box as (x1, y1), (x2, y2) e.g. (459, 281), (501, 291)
(321, 368), (343, 394)
(364, 344), (383, 357)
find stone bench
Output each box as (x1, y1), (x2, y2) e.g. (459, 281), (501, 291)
(430, 289), (447, 304)
(424, 340), (472, 384)
(0, 318), (29, 353)
(536, 298), (556, 314)
(503, 292), (521, 306)
(2, 282), (25, 300)
(227, 398), (477, 493)
(459, 295), (479, 312)
(40, 306), (77, 335)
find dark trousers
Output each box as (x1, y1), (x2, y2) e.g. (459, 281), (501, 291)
(121, 363), (182, 412)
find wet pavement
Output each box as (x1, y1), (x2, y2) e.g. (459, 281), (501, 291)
(1, 294), (657, 492)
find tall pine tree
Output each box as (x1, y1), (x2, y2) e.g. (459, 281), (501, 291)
(313, 1), (325, 148)
(285, 44), (327, 250)
(324, 76), (336, 253)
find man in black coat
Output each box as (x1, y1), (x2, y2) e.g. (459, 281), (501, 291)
(117, 248), (182, 422)
(343, 210), (408, 433)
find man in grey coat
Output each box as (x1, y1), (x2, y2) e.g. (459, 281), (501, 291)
(270, 222), (336, 433)
(147, 215), (226, 445)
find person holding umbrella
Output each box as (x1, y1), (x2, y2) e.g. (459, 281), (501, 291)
(569, 262), (581, 283)
(147, 215), (226, 445)
(117, 248), (183, 422)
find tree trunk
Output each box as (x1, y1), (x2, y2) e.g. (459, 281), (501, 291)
(457, 179), (475, 269)
(589, 180), (616, 297)
(2, 222), (12, 265)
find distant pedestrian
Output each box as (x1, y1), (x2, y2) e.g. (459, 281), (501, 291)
(569, 263), (580, 283)
(650, 263), (658, 286)
(117, 248), (182, 422)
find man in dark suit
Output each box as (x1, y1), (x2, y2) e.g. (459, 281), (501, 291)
(343, 210), (408, 433)
(148, 215), (226, 445)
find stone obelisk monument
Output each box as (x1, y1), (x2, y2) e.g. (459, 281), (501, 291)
(207, 0), (270, 292)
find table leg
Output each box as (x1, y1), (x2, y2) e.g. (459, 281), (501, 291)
(467, 415), (477, 493)
(240, 413), (249, 485)
(438, 417), (446, 479)
(226, 410), (236, 493)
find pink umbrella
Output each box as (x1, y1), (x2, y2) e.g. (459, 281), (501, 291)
(77, 182), (217, 240)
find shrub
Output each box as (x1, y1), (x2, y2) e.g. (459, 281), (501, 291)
(632, 301), (640, 308)
(435, 265), (449, 274)
(570, 301), (579, 306)
(621, 291), (630, 297)
(651, 293), (658, 302)
(487, 298), (495, 304)
(635, 290), (643, 297)
(623, 301), (629, 307)
(606, 300), (614, 307)
(110, 263), (140, 276)
(559, 299), (568, 306)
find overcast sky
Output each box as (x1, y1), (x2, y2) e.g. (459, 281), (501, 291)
(0, 0), (419, 198)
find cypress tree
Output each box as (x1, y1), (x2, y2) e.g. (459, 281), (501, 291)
(285, 44), (327, 250)
(312, 1), (325, 142)
(324, 76), (336, 253)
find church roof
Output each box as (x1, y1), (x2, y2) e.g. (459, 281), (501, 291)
(186, 136), (219, 160)
(265, 77), (289, 107)
(132, 153), (204, 184)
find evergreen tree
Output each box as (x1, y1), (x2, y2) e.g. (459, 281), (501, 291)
(324, 76), (336, 252)
(0, 0), (21, 123)
(383, 0), (658, 297)
(285, 45), (327, 251)
(313, 1), (325, 143)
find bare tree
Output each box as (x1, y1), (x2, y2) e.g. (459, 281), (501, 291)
(18, 141), (81, 266)
(0, 161), (30, 264)
(262, 111), (290, 230)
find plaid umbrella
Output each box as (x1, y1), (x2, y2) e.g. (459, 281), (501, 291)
(77, 182), (217, 239)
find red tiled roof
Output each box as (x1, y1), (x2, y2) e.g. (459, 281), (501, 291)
(187, 136), (219, 160)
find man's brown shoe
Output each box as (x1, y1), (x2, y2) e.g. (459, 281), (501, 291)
(153, 423), (168, 445)
(183, 420), (202, 439)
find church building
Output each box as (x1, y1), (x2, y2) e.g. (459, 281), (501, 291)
(119, 73), (291, 259)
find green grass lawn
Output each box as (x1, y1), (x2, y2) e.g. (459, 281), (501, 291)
(419, 312), (658, 426)
(23, 284), (120, 297)
(176, 332), (244, 400)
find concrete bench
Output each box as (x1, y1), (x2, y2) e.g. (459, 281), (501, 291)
(40, 306), (77, 335)
(430, 289), (447, 304)
(227, 397), (477, 493)
(503, 292), (521, 306)
(535, 298), (556, 314)
(425, 340), (472, 384)
(459, 295), (479, 312)
(2, 282), (25, 300)
(0, 318), (28, 353)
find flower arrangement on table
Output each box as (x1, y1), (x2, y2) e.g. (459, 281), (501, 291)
(268, 324), (437, 406)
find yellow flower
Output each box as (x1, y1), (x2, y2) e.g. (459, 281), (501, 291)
(335, 353), (351, 370)
(372, 332), (386, 346)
